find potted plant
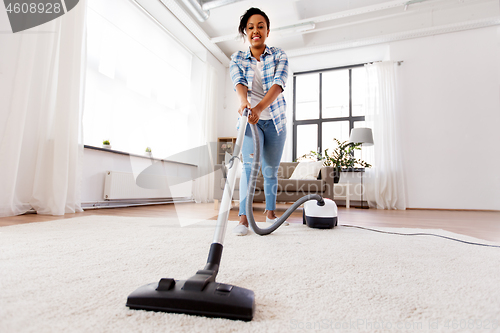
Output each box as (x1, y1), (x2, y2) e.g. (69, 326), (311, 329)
(145, 147), (152, 157)
(302, 138), (371, 183)
(220, 142), (233, 153)
(102, 140), (111, 149)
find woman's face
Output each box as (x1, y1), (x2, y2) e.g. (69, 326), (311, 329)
(246, 14), (269, 48)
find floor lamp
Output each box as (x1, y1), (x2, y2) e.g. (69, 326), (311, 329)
(349, 128), (374, 209)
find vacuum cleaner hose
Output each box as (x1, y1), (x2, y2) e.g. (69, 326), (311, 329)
(245, 120), (324, 235)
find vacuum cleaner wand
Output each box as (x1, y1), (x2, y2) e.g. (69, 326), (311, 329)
(126, 109), (255, 321)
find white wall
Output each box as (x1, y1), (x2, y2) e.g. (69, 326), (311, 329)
(218, 26), (500, 210)
(391, 27), (500, 210)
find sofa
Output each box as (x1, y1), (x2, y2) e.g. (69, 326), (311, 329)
(213, 162), (335, 205)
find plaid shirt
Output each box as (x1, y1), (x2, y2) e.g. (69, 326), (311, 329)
(230, 45), (289, 134)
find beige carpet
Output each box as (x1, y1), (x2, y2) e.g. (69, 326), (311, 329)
(1, 215), (499, 333)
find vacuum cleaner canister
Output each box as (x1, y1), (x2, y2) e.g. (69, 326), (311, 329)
(303, 198), (338, 229)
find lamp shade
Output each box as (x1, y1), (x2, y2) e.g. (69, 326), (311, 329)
(349, 128), (374, 146)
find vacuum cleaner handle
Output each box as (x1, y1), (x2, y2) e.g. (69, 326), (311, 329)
(211, 109), (250, 246)
(181, 108), (251, 292)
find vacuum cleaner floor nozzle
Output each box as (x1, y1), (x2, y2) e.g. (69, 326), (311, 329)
(126, 279), (255, 321)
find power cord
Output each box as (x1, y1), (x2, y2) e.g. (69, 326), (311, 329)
(339, 224), (500, 248)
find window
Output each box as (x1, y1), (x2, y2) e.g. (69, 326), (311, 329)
(83, 0), (195, 158)
(293, 65), (367, 160)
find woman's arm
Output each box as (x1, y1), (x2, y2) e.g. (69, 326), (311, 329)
(236, 83), (264, 125)
(252, 84), (282, 116)
(230, 53), (253, 118)
(243, 84), (282, 125)
(236, 84), (250, 115)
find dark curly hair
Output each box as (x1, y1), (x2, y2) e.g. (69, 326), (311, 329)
(238, 7), (270, 38)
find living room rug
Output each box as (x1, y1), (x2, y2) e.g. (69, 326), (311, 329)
(1, 215), (499, 333)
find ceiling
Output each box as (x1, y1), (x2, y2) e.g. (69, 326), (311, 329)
(161, 0), (500, 64)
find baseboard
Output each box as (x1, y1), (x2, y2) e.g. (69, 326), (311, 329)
(82, 198), (194, 210)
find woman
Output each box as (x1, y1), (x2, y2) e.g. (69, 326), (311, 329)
(229, 7), (289, 236)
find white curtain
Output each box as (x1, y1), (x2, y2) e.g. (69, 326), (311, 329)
(193, 63), (218, 203)
(364, 61), (407, 210)
(0, 1), (87, 217)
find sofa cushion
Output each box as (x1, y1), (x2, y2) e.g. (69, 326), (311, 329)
(277, 179), (325, 192)
(256, 162), (298, 179)
(289, 161), (323, 180)
(278, 162), (298, 179)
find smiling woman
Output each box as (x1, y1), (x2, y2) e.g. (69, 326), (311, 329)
(229, 7), (290, 236)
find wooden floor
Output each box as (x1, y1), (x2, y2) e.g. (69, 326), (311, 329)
(1, 203), (499, 242)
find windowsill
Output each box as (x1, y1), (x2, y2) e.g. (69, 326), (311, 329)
(83, 145), (198, 167)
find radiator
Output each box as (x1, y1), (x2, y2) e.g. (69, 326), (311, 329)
(103, 171), (192, 200)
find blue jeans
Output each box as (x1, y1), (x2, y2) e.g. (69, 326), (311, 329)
(239, 119), (286, 216)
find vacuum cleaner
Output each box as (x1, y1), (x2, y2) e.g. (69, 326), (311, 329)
(126, 109), (338, 321)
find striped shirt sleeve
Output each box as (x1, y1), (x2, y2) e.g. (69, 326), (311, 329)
(229, 51), (248, 90)
(272, 48), (288, 91)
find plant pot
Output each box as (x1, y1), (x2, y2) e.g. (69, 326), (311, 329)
(333, 168), (341, 184)
(102, 144), (111, 149)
